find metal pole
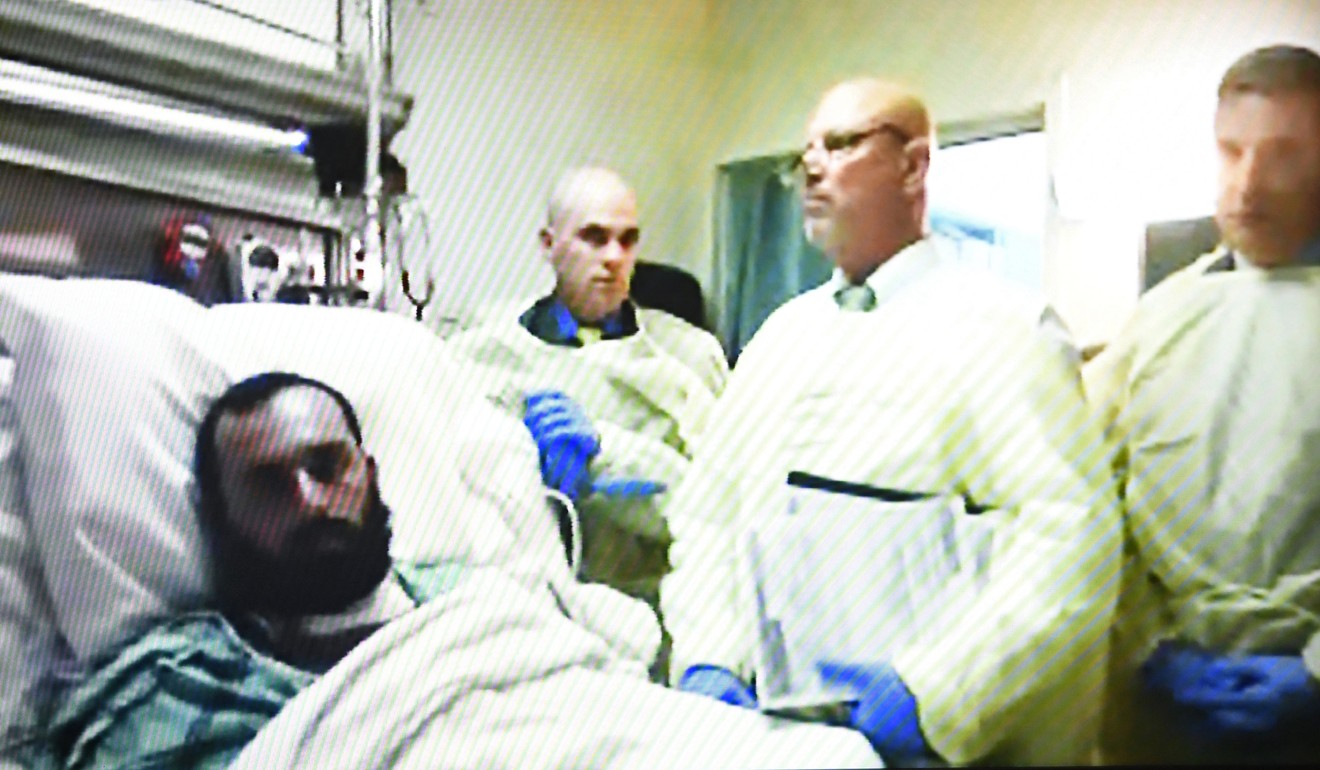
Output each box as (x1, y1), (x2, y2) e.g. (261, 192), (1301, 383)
(363, 0), (385, 308)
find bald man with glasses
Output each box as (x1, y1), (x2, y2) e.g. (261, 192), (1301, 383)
(661, 78), (1120, 766)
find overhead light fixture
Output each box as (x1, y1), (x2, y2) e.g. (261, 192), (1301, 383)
(0, 59), (308, 151)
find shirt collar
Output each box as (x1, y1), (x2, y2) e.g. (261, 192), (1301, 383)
(825, 237), (945, 309)
(1231, 249), (1262, 273)
(526, 295), (634, 346)
(1226, 235), (1320, 271)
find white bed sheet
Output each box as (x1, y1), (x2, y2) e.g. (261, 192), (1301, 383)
(231, 568), (883, 770)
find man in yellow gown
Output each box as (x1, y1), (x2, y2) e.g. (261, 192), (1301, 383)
(450, 168), (728, 677)
(663, 77), (1120, 766)
(1086, 45), (1320, 764)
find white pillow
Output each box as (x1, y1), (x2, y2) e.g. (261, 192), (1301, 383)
(0, 348), (59, 747)
(0, 276), (222, 663)
(0, 276), (561, 666)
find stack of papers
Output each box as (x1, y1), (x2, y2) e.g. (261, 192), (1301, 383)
(744, 473), (992, 716)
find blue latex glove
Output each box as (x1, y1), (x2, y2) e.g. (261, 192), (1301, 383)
(817, 660), (933, 761)
(589, 477), (668, 498)
(678, 665), (758, 709)
(1142, 642), (1232, 696)
(524, 391), (599, 499)
(1178, 655), (1320, 735)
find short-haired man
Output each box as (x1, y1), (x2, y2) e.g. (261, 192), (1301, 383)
(662, 77), (1121, 765)
(450, 167), (729, 677)
(1086, 44), (1320, 764)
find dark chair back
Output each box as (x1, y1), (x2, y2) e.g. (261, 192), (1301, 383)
(630, 261), (708, 331)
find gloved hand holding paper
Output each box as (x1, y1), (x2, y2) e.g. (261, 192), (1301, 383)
(816, 660), (933, 761)
(742, 473), (993, 721)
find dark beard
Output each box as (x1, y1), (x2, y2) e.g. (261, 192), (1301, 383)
(214, 486), (394, 617)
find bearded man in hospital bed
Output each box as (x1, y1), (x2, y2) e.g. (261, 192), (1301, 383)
(40, 371), (878, 770)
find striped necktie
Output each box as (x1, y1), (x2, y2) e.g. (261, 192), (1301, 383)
(834, 283), (877, 312)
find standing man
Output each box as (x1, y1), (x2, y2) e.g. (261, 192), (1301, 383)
(1086, 44), (1320, 764)
(662, 77), (1121, 765)
(450, 167), (728, 676)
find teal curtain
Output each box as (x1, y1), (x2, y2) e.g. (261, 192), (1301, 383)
(715, 154), (832, 365)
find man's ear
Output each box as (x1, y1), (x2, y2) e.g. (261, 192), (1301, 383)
(538, 227), (555, 260)
(364, 454), (379, 484)
(902, 136), (932, 196)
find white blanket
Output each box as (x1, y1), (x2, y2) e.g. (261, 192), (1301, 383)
(230, 570), (882, 770)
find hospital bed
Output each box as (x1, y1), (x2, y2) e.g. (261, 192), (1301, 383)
(0, 274), (882, 769)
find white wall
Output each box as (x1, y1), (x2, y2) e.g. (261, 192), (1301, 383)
(68, 0), (340, 69)
(700, 0), (1320, 345)
(47, 1), (1320, 343)
(389, 0), (716, 328)
(386, 0), (1319, 342)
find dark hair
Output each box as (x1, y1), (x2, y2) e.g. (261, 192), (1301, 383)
(195, 372), (363, 533)
(1219, 45), (1320, 100)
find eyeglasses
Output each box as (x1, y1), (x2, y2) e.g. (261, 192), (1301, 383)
(784, 121), (913, 181)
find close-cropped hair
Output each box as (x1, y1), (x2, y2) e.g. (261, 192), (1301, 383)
(194, 371), (363, 530)
(1219, 45), (1320, 100)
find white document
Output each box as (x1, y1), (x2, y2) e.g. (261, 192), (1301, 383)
(744, 476), (992, 716)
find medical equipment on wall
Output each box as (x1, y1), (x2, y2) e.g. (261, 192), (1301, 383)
(153, 214), (232, 306)
(387, 192), (439, 321)
(229, 234), (283, 302)
(338, 0), (448, 322)
(228, 233), (323, 304)
(155, 214), (215, 299)
(308, 230), (371, 306)
(400, 268), (434, 321)
(159, 215), (213, 284)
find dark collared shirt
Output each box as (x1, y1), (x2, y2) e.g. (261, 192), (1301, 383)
(519, 295), (639, 347)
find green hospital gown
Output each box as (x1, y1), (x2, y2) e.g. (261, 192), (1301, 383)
(39, 561), (466, 770)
